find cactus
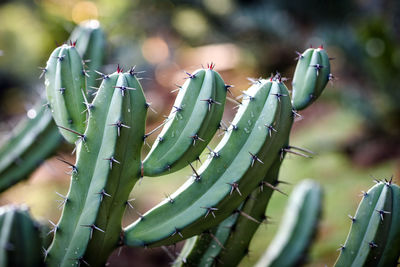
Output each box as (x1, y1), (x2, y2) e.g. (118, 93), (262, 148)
(255, 179), (323, 267)
(0, 205), (44, 267)
(0, 101), (61, 192)
(45, 69), (146, 266)
(292, 46), (331, 111)
(69, 19), (106, 90)
(172, 211), (239, 267)
(143, 66), (227, 176)
(123, 76), (293, 247)
(334, 179), (400, 267)
(44, 44), (88, 144)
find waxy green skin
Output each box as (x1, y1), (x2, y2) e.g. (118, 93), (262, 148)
(292, 48), (330, 111)
(0, 205), (43, 267)
(46, 71), (146, 267)
(255, 179), (323, 267)
(124, 78), (293, 247)
(173, 212), (239, 267)
(217, 156), (283, 267)
(0, 102), (61, 192)
(143, 68), (227, 176)
(70, 20), (106, 90)
(335, 182), (400, 267)
(45, 44), (87, 143)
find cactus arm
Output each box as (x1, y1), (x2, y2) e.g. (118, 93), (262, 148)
(173, 212), (239, 267)
(335, 182), (400, 267)
(0, 102), (61, 193)
(83, 73), (147, 266)
(255, 180), (323, 267)
(70, 20), (106, 89)
(0, 206), (43, 267)
(292, 47), (330, 111)
(124, 78), (293, 247)
(45, 45), (87, 143)
(143, 68), (226, 176)
(217, 156), (283, 266)
(46, 71), (146, 267)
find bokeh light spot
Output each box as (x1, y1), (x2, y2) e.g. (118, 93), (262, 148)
(72, 1), (98, 24)
(203, 0), (234, 15)
(141, 37), (169, 64)
(27, 109), (37, 119)
(172, 8), (208, 40)
(365, 38), (385, 58)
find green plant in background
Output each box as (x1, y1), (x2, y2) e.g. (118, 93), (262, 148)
(0, 18), (399, 267)
(0, 205), (44, 267)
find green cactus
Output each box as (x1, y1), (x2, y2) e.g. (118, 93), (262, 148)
(334, 179), (400, 267)
(123, 77), (293, 247)
(0, 205), (44, 267)
(143, 65), (227, 176)
(0, 101), (61, 193)
(172, 211), (239, 267)
(45, 69), (146, 267)
(255, 179), (323, 267)
(69, 19), (106, 90)
(44, 44), (88, 144)
(292, 46), (331, 111)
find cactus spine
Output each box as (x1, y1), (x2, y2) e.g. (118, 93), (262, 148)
(255, 179), (323, 267)
(292, 47), (331, 111)
(334, 180), (400, 267)
(45, 69), (146, 267)
(143, 66), (227, 176)
(44, 44), (87, 143)
(0, 205), (43, 267)
(123, 77), (293, 247)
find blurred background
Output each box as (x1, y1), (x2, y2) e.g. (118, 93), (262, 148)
(0, 0), (400, 266)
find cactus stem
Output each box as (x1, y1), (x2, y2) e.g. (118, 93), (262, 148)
(201, 207), (218, 218)
(104, 156), (120, 170)
(207, 230), (225, 249)
(227, 182), (241, 196)
(191, 134), (204, 146)
(249, 152), (263, 167)
(171, 228), (183, 238)
(109, 120), (130, 137)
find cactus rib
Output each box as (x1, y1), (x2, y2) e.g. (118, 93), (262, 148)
(255, 179), (323, 267)
(46, 70), (146, 267)
(334, 180), (400, 267)
(123, 77), (293, 247)
(143, 68), (227, 176)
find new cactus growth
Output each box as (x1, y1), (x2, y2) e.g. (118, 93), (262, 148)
(0, 101), (61, 192)
(143, 66), (227, 176)
(335, 179), (400, 267)
(255, 179), (323, 267)
(44, 44), (88, 144)
(0, 205), (44, 267)
(69, 19), (106, 90)
(292, 47), (331, 111)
